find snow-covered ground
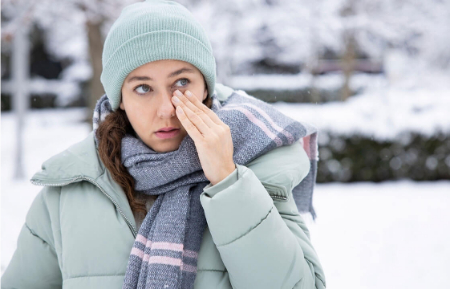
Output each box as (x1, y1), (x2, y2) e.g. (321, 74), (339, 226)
(2, 108), (450, 288)
(303, 181), (450, 289)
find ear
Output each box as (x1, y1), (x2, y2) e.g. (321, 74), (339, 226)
(202, 88), (208, 101)
(119, 101), (125, 110)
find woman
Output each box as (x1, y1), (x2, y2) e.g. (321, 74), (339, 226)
(2, 0), (326, 288)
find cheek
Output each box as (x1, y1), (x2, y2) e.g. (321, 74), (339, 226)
(124, 103), (156, 131)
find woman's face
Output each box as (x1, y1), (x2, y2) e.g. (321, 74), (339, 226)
(120, 59), (208, 153)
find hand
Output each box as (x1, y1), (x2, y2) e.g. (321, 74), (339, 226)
(172, 89), (235, 186)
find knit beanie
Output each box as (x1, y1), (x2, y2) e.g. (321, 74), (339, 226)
(100, 0), (216, 111)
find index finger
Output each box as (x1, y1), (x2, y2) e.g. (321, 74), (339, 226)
(186, 90), (223, 125)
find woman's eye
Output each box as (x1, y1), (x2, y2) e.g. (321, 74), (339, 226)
(175, 78), (190, 87)
(135, 84), (151, 95)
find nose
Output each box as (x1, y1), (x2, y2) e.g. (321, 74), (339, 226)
(156, 90), (176, 118)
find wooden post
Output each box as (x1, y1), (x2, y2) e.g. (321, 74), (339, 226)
(307, 10), (320, 104)
(340, 0), (356, 101)
(341, 32), (356, 101)
(12, 23), (30, 179)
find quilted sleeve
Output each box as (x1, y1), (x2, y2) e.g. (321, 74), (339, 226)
(200, 159), (326, 289)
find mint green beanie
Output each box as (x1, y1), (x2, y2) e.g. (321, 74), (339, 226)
(100, 0), (216, 111)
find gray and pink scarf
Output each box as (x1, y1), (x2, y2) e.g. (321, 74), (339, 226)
(93, 89), (318, 289)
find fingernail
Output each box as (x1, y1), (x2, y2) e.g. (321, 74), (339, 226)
(172, 96), (180, 103)
(185, 90), (193, 97)
(176, 106), (183, 114)
(175, 90), (183, 97)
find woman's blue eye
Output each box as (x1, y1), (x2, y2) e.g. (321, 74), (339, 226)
(135, 84), (151, 95)
(134, 79), (188, 95)
(175, 78), (189, 87)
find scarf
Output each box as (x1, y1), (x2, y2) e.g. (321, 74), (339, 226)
(93, 89), (318, 289)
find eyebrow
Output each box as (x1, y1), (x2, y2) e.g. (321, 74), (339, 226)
(126, 67), (195, 83)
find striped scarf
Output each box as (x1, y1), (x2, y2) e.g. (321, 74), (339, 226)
(93, 89), (318, 289)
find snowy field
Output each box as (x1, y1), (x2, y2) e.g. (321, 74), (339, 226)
(2, 108), (450, 289)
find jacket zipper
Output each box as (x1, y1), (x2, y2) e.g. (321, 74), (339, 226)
(260, 181), (288, 201)
(31, 177), (138, 237)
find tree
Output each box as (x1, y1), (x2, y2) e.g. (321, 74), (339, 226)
(2, 0), (140, 126)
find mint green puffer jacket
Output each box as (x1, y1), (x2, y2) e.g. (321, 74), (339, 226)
(2, 88), (326, 289)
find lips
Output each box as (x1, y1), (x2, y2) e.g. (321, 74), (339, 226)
(157, 127), (179, 132)
(155, 127), (180, 139)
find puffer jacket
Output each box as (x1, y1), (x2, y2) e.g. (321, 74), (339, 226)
(2, 87), (326, 289)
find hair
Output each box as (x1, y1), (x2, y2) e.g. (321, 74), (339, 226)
(96, 83), (213, 218)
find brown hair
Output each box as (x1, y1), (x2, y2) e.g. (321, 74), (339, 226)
(96, 88), (213, 218)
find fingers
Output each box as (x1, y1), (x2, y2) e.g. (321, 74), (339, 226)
(173, 90), (222, 126)
(175, 106), (204, 141)
(172, 90), (217, 135)
(173, 90), (212, 138)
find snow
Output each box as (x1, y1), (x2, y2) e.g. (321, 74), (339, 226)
(302, 180), (450, 289)
(2, 108), (450, 289)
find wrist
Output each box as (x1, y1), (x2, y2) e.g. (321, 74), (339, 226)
(211, 162), (236, 186)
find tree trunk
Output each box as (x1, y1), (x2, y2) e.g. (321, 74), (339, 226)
(86, 20), (104, 127)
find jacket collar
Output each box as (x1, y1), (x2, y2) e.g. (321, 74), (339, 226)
(31, 131), (103, 184)
(30, 131), (138, 236)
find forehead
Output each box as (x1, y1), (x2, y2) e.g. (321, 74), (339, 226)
(126, 59), (199, 79)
